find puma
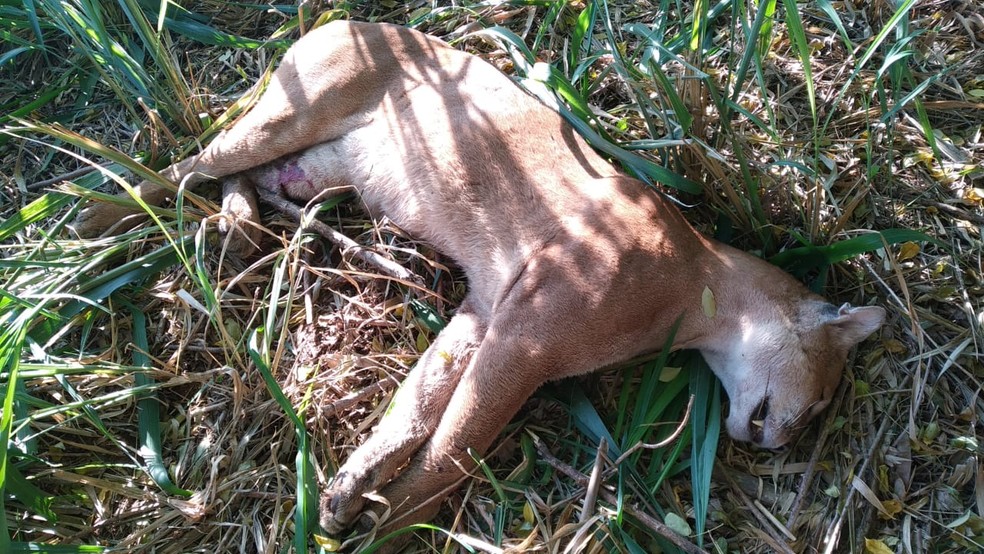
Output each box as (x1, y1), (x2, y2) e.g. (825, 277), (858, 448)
(74, 20), (886, 544)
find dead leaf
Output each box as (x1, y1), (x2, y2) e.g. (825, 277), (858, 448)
(701, 286), (716, 318)
(659, 366), (682, 382)
(864, 538), (893, 554)
(898, 241), (920, 261)
(879, 499), (904, 520)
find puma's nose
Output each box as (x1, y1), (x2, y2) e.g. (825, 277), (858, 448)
(749, 396), (770, 445)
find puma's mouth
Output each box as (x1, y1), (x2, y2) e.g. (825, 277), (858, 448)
(749, 396), (769, 445)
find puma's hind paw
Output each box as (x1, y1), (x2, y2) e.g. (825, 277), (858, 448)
(72, 201), (145, 238)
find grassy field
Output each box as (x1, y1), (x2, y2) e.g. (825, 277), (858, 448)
(1, 1), (982, 553)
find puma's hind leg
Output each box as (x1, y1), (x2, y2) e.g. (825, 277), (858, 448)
(73, 21), (398, 238)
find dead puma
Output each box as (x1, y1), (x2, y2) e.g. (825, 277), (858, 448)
(74, 20), (886, 543)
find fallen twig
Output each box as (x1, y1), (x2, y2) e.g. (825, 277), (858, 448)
(579, 437), (606, 523)
(27, 166), (98, 191)
(257, 188), (423, 286)
(613, 394), (694, 466)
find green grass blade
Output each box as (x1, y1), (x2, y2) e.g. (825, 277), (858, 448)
(688, 354), (720, 546)
(0, 324), (29, 554)
(57, 240), (185, 321)
(129, 305), (192, 496)
(362, 523), (478, 554)
(21, 0), (45, 46)
(728, 0), (776, 109)
(0, 45), (34, 67)
(475, 26), (700, 194)
(538, 89), (701, 193)
(248, 324), (316, 550)
(6, 463), (56, 522)
(820, 0), (918, 133)
(562, 382), (622, 458)
(409, 299), (447, 333)
(568, 2), (596, 71)
(816, 0), (854, 52)
(11, 544), (106, 553)
(769, 228), (942, 278)
(0, 87), (66, 126)
(0, 193), (74, 243)
(468, 448), (507, 545)
(780, 0), (816, 127)
(135, 0), (273, 48)
(878, 74), (940, 124)
(116, 0), (196, 129)
(689, 0), (709, 51)
(623, 318), (682, 448)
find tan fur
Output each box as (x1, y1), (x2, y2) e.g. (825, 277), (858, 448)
(74, 20), (885, 541)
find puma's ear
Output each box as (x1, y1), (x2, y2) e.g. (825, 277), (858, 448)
(825, 303), (886, 347)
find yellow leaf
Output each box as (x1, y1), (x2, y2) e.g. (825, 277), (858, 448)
(897, 241), (920, 261)
(416, 331), (430, 353)
(659, 366), (682, 382)
(314, 534), (342, 551)
(523, 501), (535, 524)
(864, 538), (893, 554)
(701, 286), (716, 318)
(882, 339), (907, 354)
(879, 499), (904, 519)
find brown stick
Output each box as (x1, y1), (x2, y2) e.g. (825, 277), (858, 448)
(580, 437), (606, 522)
(613, 395), (694, 466)
(27, 166), (97, 191)
(257, 188), (423, 286)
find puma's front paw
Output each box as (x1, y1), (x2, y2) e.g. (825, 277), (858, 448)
(318, 470), (373, 535)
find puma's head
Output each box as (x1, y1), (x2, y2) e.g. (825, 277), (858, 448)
(702, 301), (886, 449)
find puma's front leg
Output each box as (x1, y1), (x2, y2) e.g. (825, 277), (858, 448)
(365, 312), (551, 540)
(320, 302), (488, 534)
(358, 260), (620, 545)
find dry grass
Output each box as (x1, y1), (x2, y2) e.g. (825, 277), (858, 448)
(2, 1), (982, 553)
